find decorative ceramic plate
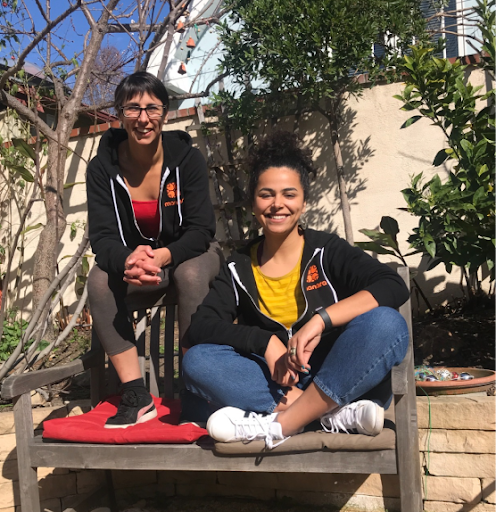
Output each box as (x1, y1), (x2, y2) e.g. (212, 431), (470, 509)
(415, 367), (496, 396)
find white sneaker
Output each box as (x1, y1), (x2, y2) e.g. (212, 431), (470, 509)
(320, 400), (384, 436)
(206, 406), (288, 449)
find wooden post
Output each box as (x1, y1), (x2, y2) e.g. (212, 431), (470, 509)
(13, 393), (41, 512)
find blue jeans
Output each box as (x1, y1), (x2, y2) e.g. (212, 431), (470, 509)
(182, 307), (409, 414)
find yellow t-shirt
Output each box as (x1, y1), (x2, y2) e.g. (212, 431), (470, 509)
(251, 242), (305, 329)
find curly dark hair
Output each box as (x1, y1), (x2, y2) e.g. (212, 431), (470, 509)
(247, 131), (316, 202)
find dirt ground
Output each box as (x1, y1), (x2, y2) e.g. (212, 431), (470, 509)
(412, 294), (495, 370)
(89, 495), (349, 512)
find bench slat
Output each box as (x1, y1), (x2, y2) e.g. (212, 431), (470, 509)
(1, 350), (99, 400)
(30, 437), (398, 474)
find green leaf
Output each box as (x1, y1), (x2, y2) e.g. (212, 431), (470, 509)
(21, 223), (43, 235)
(380, 216), (399, 238)
(411, 173), (423, 188)
(11, 138), (36, 162)
(473, 186), (486, 204)
(358, 228), (384, 241)
(423, 235), (436, 258)
(432, 149), (449, 167)
(459, 138), (473, 157)
(355, 242), (396, 255)
(426, 258), (443, 271)
(64, 182), (85, 189)
(401, 115), (422, 129)
(7, 164), (34, 182)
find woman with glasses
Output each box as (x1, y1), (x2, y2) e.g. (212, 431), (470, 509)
(86, 71), (222, 428)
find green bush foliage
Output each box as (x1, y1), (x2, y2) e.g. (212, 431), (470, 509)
(395, 0), (495, 290)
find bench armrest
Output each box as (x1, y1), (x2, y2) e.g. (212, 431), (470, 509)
(391, 342), (412, 396)
(1, 349), (101, 400)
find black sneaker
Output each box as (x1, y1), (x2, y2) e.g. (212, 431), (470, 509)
(104, 389), (157, 429)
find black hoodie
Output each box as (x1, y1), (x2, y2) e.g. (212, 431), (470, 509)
(86, 128), (216, 275)
(188, 229), (409, 356)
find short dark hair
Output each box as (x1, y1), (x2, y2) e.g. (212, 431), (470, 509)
(247, 131), (316, 202)
(114, 71), (169, 113)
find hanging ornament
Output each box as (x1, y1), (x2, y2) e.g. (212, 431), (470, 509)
(186, 37), (196, 48)
(178, 62), (187, 75)
(176, 20), (185, 33)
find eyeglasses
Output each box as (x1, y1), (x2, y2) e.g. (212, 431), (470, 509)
(119, 105), (167, 119)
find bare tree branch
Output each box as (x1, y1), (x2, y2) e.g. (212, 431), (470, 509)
(33, 0), (50, 23)
(0, 89), (55, 137)
(0, 1), (83, 90)
(0, 226), (90, 380)
(428, 29), (484, 46)
(171, 71), (228, 100)
(189, 39), (222, 93)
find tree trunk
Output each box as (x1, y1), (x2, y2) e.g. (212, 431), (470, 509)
(326, 99), (354, 245)
(32, 136), (68, 309)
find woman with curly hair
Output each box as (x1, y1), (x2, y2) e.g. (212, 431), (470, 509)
(182, 131), (410, 448)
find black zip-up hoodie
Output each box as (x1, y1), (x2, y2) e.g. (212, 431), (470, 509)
(86, 128), (216, 275)
(188, 229), (409, 356)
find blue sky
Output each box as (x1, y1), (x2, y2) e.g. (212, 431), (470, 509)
(1, 1), (143, 78)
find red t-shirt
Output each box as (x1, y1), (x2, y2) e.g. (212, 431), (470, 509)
(132, 199), (160, 238)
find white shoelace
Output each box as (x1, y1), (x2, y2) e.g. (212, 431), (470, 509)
(321, 403), (359, 434)
(233, 412), (288, 449)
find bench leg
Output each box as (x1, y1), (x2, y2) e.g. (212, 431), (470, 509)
(395, 362), (423, 511)
(14, 393), (41, 512)
(106, 470), (118, 512)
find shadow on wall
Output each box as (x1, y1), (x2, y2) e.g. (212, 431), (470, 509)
(305, 106), (372, 233)
(264, 105), (373, 236)
(64, 134), (100, 219)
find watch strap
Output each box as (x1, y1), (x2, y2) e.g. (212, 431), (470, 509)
(314, 307), (333, 333)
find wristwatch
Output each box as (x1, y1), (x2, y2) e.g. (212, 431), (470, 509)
(314, 307), (333, 333)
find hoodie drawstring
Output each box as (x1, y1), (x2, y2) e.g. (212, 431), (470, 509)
(176, 167), (183, 227)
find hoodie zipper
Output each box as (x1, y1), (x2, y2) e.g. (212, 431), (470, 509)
(229, 262), (291, 339)
(229, 249), (321, 341)
(115, 170), (171, 243)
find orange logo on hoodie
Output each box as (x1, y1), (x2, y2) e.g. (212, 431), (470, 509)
(306, 265), (319, 283)
(166, 183), (177, 198)
(306, 264), (328, 291)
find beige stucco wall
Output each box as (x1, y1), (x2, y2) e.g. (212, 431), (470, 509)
(3, 67), (490, 315)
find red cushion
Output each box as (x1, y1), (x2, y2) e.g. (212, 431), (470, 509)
(42, 395), (208, 444)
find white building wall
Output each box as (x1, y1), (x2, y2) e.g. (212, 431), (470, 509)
(147, 0), (230, 110)
(2, 67), (490, 317)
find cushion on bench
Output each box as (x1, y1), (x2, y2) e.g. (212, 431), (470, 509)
(42, 395), (208, 444)
(213, 405), (396, 455)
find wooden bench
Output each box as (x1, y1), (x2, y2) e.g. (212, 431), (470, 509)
(1, 266), (423, 512)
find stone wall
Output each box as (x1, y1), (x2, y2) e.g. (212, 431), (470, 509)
(0, 395), (494, 512)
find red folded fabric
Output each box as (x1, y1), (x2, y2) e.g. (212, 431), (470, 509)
(42, 395), (208, 444)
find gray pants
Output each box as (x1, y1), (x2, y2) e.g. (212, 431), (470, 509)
(87, 242), (223, 356)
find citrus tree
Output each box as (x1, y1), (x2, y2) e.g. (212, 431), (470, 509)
(395, 0), (495, 297)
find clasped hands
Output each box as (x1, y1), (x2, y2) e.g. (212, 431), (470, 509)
(123, 245), (172, 286)
(264, 313), (326, 387)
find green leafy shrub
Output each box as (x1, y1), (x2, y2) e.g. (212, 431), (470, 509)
(356, 216), (432, 310)
(395, 0), (495, 295)
(0, 309), (29, 361)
